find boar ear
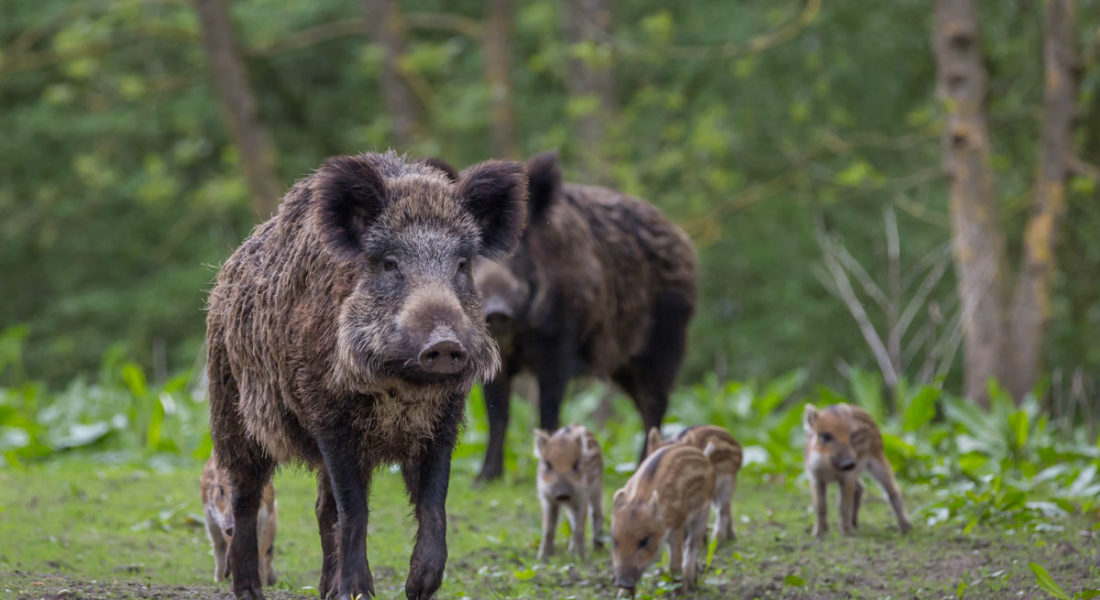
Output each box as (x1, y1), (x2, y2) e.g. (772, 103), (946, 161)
(803, 404), (819, 433)
(612, 488), (626, 510)
(647, 490), (662, 519)
(533, 429), (550, 458)
(525, 150), (562, 224)
(421, 157), (458, 182)
(458, 160), (528, 258)
(646, 428), (663, 456)
(315, 155), (388, 260)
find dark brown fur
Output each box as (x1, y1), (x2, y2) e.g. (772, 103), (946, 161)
(475, 150), (698, 480)
(206, 151), (526, 600)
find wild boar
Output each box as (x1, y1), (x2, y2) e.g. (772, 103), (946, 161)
(803, 403), (912, 537)
(200, 456), (277, 586)
(206, 151), (527, 600)
(646, 425), (742, 541)
(611, 444), (714, 594)
(473, 150), (698, 481)
(533, 424), (604, 560)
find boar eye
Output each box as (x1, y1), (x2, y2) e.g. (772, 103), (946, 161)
(638, 536), (650, 549)
(572, 460), (580, 472)
(543, 460), (552, 471)
(456, 257), (469, 274)
(218, 486), (227, 500)
(820, 432), (833, 443)
(383, 256), (399, 272)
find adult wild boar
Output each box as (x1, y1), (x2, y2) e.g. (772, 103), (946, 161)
(206, 151), (526, 600)
(473, 151), (697, 481)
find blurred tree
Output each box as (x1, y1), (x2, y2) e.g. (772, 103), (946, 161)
(193, 0), (282, 218)
(933, 0), (1079, 405)
(562, 0), (615, 180)
(484, 0), (519, 158)
(364, 0), (423, 149)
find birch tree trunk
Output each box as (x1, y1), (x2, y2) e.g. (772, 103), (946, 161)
(932, 0), (1011, 405)
(193, 0), (281, 218)
(1008, 0), (1078, 401)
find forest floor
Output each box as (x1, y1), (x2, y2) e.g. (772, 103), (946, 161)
(1, 458), (1097, 600)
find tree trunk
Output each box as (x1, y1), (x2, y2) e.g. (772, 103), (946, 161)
(483, 0), (519, 158)
(1007, 0), (1077, 401)
(193, 0), (282, 219)
(561, 0), (615, 180)
(932, 0), (1011, 406)
(364, 0), (422, 149)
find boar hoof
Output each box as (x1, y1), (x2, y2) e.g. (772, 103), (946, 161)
(234, 587), (264, 600)
(405, 552), (446, 600)
(899, 521), (913, 534)
(474, 464), (503, 483)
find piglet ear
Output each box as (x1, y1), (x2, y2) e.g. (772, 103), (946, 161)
(458, 160), (528, 258)
(802, 404), (819, 433)
(314, 155), (387, 260)
(645, 428), (663, 457)
(612, 488), (626, 510)
(533, 429), (550, 458)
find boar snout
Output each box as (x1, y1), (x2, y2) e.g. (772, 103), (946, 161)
(832, 449), (857, 471)
(550, 481), (574, 502)
(223, 524), (234, 537)
(613, 569), (639, 594)
(418, 326), (469, 374)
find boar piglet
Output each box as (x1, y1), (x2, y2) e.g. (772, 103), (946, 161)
(533, 425), (604, 560)
(201, 456), (277, 585)
(803, 403), (912, 537)
(611, 445), (714, 594)
(647, 425), (742, 542)
(207, 151), (527, 600)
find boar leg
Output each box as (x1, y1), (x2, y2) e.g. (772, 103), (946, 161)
(667, 529), (684, 578)
(315, 471), (340, 598)
(402, 402), (461, 600)
(477, 374), (511, 482)
(566, 497), (587, 558)
(867, 454), (912, 534)
(852, 479), (864, 530)
(713, 474), (735, 542)
(205, 513), (228, 583)
(537, 500), (559, 560)
(811, 478), (828, 537)
(683, 510), (708, 590)
(535, 339), (572, 434)
(839, 474), (858, 535)
(317, 434), (374, 600)
(588, 478), (604, 550)
(227, 469), (273, 600)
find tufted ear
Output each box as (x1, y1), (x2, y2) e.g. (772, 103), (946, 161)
(533, 429), (550, 458)
(525, 150), (562, 224)
(457, 160), (528, 258)
(421, 157), (458, 182)
(645, 428), (663, 458)
(803, 404), (819, 434)
(314, 155), (388, 260)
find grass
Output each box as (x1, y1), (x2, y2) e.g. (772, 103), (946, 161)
(1, 451), (1098, 599)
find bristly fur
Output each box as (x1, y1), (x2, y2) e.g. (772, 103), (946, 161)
(421, 157), (458, 182)
(457, 160), (528, 258)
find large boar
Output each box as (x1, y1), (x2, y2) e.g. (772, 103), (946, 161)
(803, 403), (912, 537)
(206, 151), (527, 600)
(200, 456), (277, 586)
(611, 444), (714, 594)
(474, 150), (698, 480)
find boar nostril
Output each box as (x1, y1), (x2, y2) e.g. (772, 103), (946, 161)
(555, 493), (571, 502)
(840, 462), (856, 471)
(418, 337), (468, 374)
(224, 526), (234, 537)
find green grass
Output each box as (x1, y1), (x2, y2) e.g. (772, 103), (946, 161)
(1, 454), (1097, 599)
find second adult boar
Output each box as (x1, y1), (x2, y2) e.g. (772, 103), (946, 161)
(474, 151), (698, 480)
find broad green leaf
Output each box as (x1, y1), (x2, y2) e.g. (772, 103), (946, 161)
(1029, 562), (1071, 600)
